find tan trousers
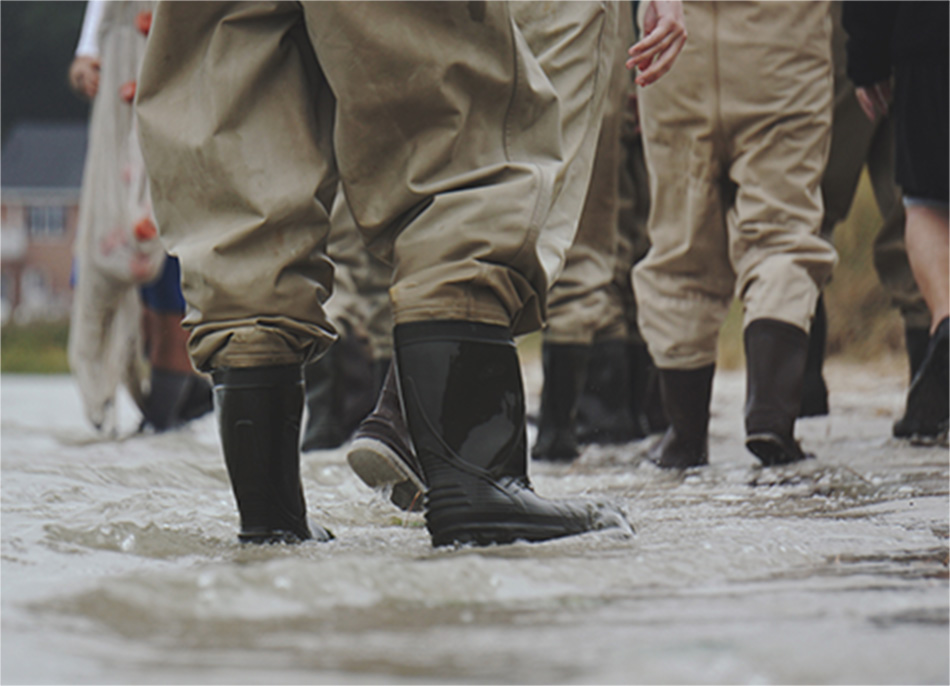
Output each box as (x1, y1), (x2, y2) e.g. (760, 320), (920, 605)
(137, 1), (617, 370)
(634, 1), (837, 370)
(544, 1), (630, 345)
(616, 110), (652, 347)
(323, 190), (394, 361)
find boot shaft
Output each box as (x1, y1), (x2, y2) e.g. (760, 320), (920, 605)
(394, 320), (629, 547)
(533, 342), (589, 461)
(395, 321), (528, 482)
(651, 364), (715, 468)
(213, 365), (317, 543)
(744, 318), (809, 438)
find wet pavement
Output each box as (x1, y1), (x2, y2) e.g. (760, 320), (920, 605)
(1, 358), (947, 684)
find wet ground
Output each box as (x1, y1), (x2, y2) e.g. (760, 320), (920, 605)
(2, 358), (948, 684)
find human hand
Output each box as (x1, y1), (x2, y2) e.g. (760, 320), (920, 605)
(855, 81), (891, 122)
(626, 0), (687, 87)
(69, 56), (101, 99)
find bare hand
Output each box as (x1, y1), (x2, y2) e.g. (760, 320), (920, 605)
(855, 81), (891, 122)
(68, 56), (101, 99)
(626, 0), (687, 87)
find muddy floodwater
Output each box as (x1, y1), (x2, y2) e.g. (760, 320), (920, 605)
(2, 358), (948, 685)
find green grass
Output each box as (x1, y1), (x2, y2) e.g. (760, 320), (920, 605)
(1, 321), (71, 374)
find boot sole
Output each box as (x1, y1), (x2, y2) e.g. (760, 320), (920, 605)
(430, 520), (585, 547)
(347, 437), (425, 512)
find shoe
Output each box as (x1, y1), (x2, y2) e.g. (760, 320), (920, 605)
(744, 319), (813, 465)
(893, 317), (949, 440)
(647, 365), (714, 469)
(532, 342), (589, 462)
(347, 363), (425, 511)
(395, 321), (630, 547)
(575, 340), (641, 445)
(213, 365), (333, 544)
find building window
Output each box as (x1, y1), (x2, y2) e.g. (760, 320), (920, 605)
(28, 206), (66, 238)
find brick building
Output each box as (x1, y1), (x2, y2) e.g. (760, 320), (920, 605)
(1, 121), (87, 324)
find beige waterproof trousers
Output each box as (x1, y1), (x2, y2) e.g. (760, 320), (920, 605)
(136, 1), (616, 371)
(634, 1), (838, 370)
(544, 1), (631, 345)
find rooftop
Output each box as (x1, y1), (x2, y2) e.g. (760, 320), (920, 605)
(1, 121), (87, 193)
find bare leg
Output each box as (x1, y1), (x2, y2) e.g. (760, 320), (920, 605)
(904, 204), (950, 333)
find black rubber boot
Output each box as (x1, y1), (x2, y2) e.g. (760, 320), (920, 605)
(647, 365), (714, 469)
(301, 330), (376, 451)
(904, 326), (931, 382)
(395, 321), (629, 548)
(178, 374), (214, 423)
(575, 340), (640, 446)
(625, 342), (653, 438)
(744, 319), (812, 466)
(893, 317), (949, 441)
(532, 342), (590, 462)
(213, 365), (333, 544)
(301, 345), (347, 450)
(629, 343), (669, 435)
(799, 296), (829, 418)
(141, 368), (212, 432)
(347, 363), (426, 512)
(371, 357), (392, 399)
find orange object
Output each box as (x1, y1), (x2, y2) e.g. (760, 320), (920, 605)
(135, 10), (152, 36)
(119, 80), (136, 104)
(133, 217), (157, 242)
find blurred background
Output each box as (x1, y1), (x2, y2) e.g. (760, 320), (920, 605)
(0, 1), (906, 375)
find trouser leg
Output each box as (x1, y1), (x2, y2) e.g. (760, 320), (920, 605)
(138, 1), (338, 542)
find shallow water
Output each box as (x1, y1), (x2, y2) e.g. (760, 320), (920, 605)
(2, 361), (948, 684)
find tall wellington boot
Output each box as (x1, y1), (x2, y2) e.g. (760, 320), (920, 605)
(893, 317), (949, 441)
(178, 373), (214, 423)
(892, 325), (937, 438)
(213, 365), (333, 544)
(799, 295), (829, 417)
(371, 357), (392, 398)
(395, 321), (629, 547)
(633, 343), (669, 435)
(301, 329), (376, 451)
(141, 368), (191, 432)
(347, 363), (426, 512)
(301, 345), (346, 450)
(647, 365), (715, 469)
(140, 368), (214, 432)
(744, 319), (812, 465)
(904, 326), (931, 382)
(575, 340), (639, 446)
(532, 342), (590, 462)
(625, 342), (653, 438)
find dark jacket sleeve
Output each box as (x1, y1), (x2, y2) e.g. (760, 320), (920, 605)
(842, 1), (899, 86)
